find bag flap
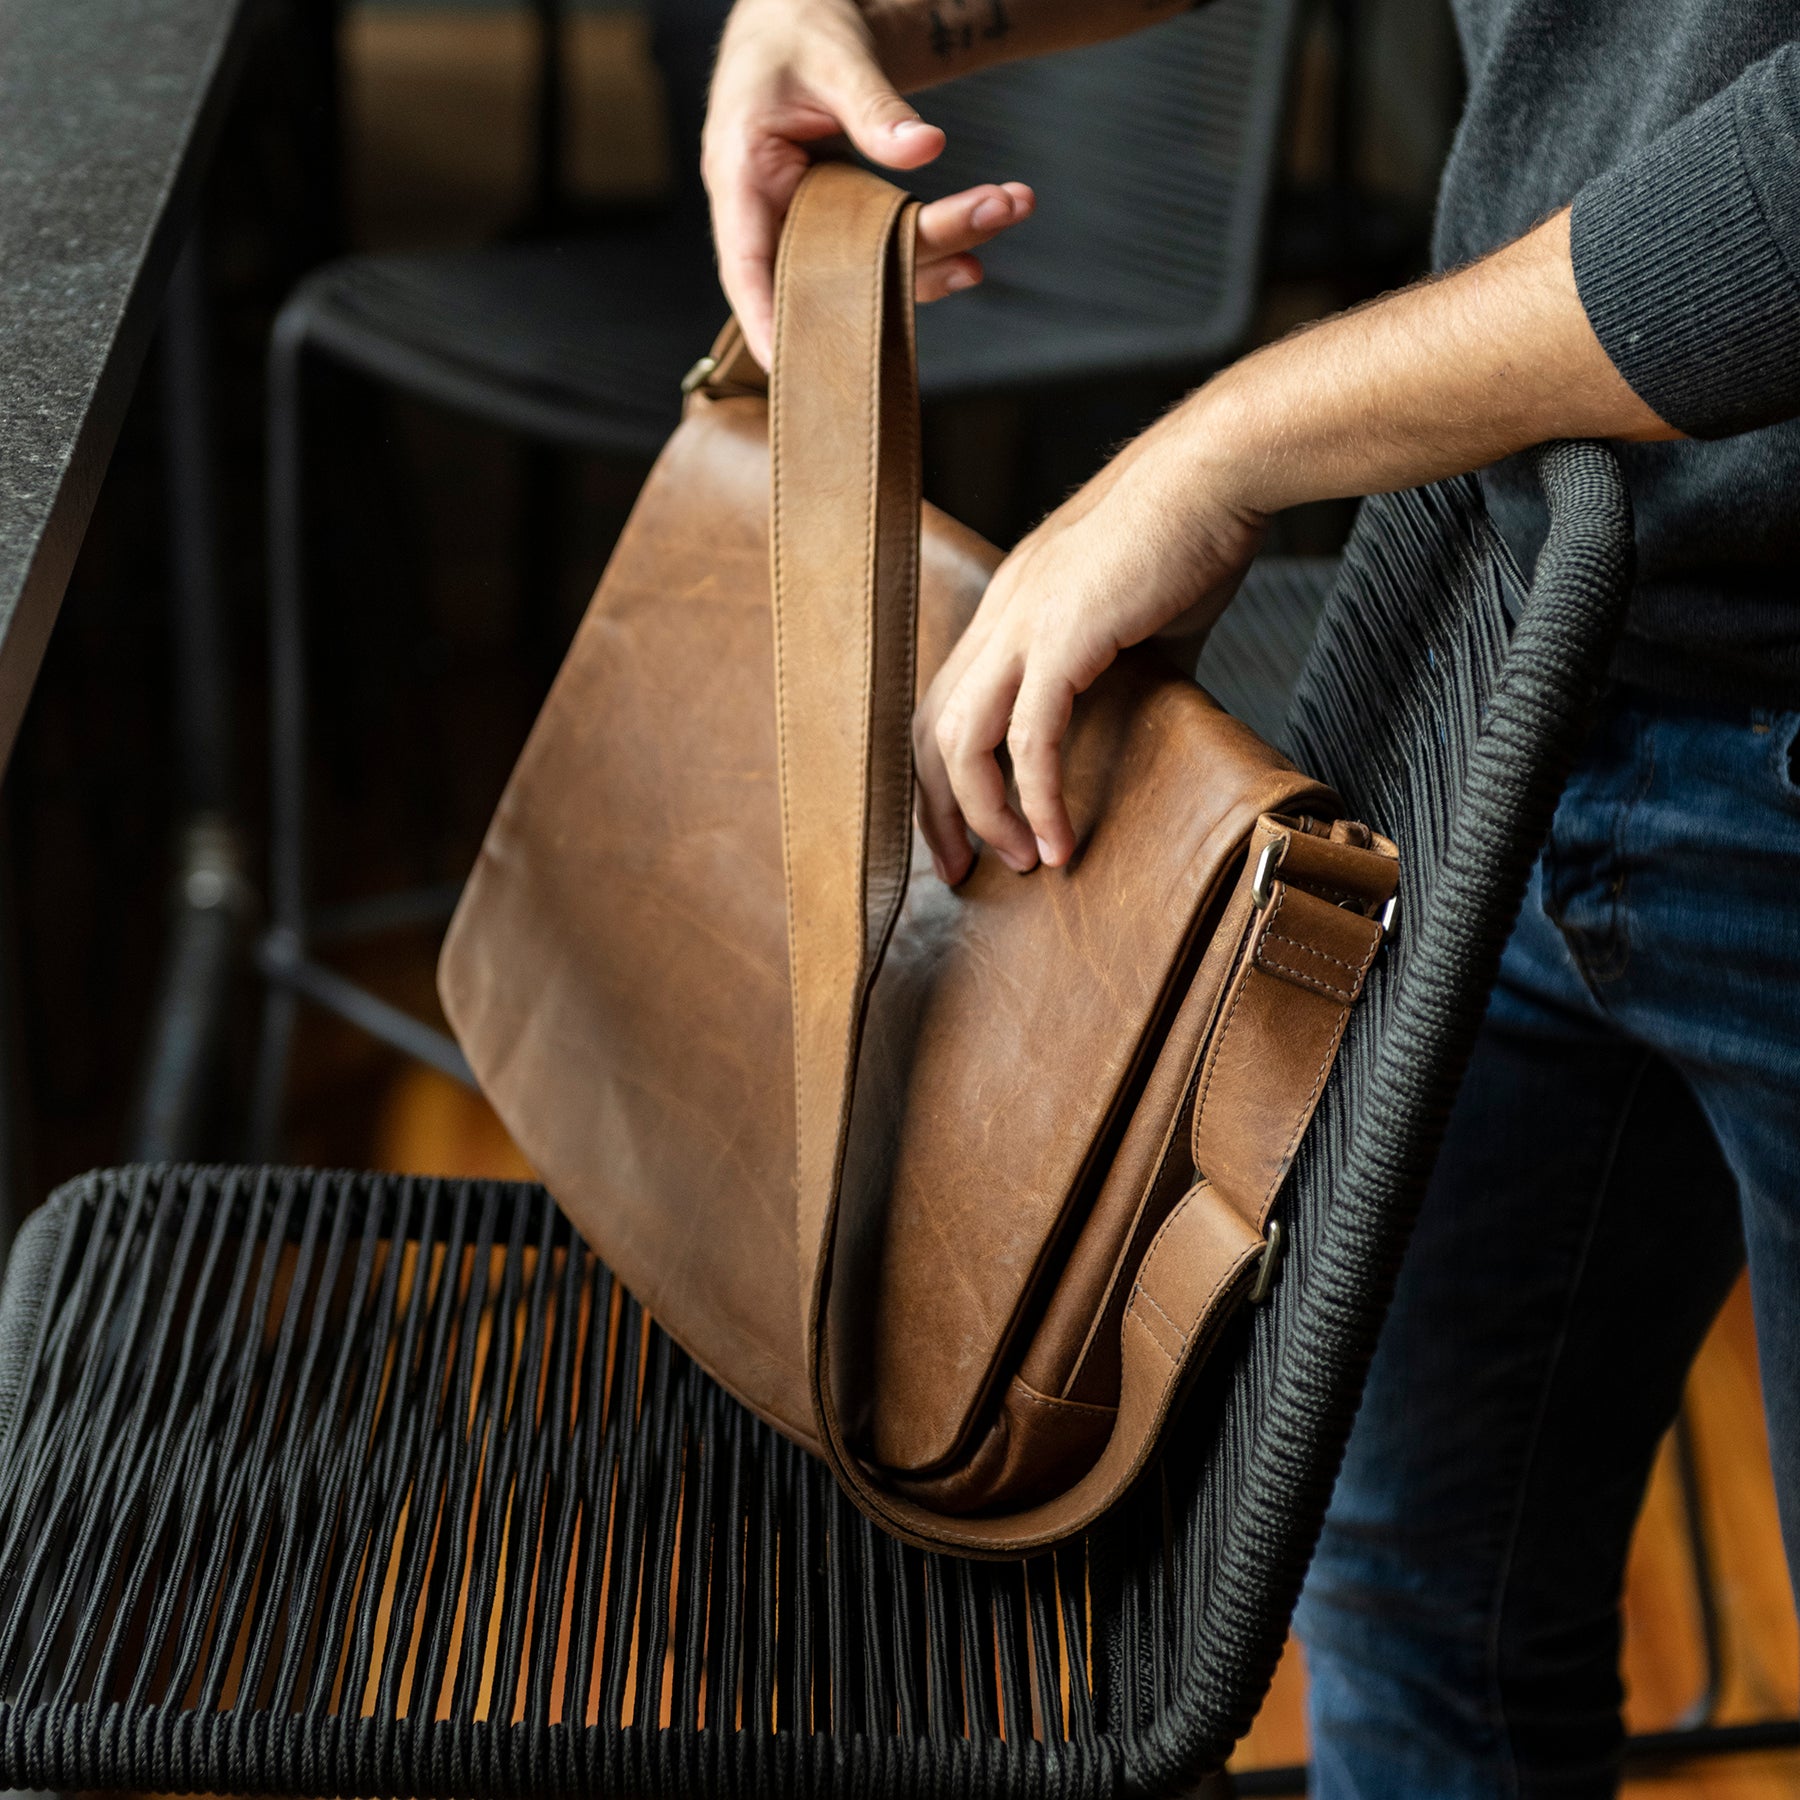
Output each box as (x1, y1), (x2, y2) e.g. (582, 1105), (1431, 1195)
(852, 666), (1328, 1474)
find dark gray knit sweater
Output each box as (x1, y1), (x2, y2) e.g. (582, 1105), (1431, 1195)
(1438, 3), (1800, 704)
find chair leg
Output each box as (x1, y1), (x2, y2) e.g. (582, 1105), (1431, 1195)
(250, 303), (316, 1155)
(245, 980), (300, 1162)
(131, 229), (250, 1163)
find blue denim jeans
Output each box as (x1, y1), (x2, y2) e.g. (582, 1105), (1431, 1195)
(1295, 687), (1800, 1798)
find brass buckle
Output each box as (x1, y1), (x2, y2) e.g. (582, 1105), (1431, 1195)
(1248, 1219), (1285, 1305)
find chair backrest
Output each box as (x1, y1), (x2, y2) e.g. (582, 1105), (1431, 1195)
(912, 0), (1302, 395)
(1121, 439), (1633, 1776)
(642, 0), (1302, 395)
(0, 447), (1631, 1799)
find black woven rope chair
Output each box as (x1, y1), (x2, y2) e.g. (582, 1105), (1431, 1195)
(251, 0), (1306, 1151)
(0, 442), (1630, 1795)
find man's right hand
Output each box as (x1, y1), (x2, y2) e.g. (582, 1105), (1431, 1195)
(702, 0), (1034, 368)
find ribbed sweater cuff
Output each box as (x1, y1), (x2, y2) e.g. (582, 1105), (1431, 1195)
(1572, 93), (1800, 440)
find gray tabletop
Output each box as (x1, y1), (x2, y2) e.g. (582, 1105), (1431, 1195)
(0, 0), (257, 776)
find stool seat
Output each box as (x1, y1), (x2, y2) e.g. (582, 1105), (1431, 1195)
(0, 1164), (1109, 1797)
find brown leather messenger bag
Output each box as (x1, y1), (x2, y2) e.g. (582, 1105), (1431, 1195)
(439, 162), (1399, 1555)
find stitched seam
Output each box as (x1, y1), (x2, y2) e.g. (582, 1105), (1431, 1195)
(1133, 1285), (1184, 1338)
(1191, 959), (1253, 1152)
(1134, 1178), (1206, 1287)
(770, 177), (804, 1248)
(1260, 936), (1353, 1008)
(1288, 879), (1364, 907)
(813, 187), (896, 1466)
(1261, 931), (1368, 979)
(1255, 885), (1382, 1001)
(1127, 1308), (1176, 1366)
(1252, 951), (1354, 1002)
(1009, 1379), (1114, 1419)
(1127, 1245), (1257, 1366)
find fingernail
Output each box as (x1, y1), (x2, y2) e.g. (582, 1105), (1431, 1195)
(892, 117), (929, 137)
(1035, 836), (1055, 865)
(930, 851), (948, 883)
(945, 269), (977, 292)
(971, 197), (1008, 229)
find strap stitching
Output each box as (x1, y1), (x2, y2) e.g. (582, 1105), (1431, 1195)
(1255, 887), (1381, 1002)
(1255, 938), (1361, 1002)
(818, 183), (898, 1472)
(1260, 931), (1366, 979)
(1286, 879), (1365, 907)
(770, 178), (804, 1234)
(1133, 1285), (1184, 1338)
(1127, 1233), (1258, 1366)
(773, 175), (904, 1485)
(1008, 1378), (1114, 1419)
(1127, 1308), (1177, 1366)
(1190, 949), (1253, 1154)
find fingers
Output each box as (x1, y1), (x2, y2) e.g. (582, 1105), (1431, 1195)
(707, 172), (783, 367)
(934, 653), (1040, 874)
(913, 707), (973, 885)
(814, 52), (946, 170)
(917, 255), (983, 303)
(916, 183), (1035, 262)
(914, 183), (1035, 303)
(1007, 663), (1078, 867)
(915, 594), (1104, 882)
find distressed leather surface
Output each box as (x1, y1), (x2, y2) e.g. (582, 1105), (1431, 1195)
(441, 165), (1397, 1553)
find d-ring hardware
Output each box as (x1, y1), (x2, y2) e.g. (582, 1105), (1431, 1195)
(1248, 1219), (1285, 1305)
(1251, 834), (1290, 909)
(680, 355), (718, 395)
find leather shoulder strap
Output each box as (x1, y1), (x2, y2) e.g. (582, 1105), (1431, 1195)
(765, 165), (1395, 1554)
(767, 163), (921, 1496)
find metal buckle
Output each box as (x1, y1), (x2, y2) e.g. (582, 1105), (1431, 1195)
(679, 354), (719, 396)
(1248, 1219), (1285, 1305)
(1251, 834), (1289, 909)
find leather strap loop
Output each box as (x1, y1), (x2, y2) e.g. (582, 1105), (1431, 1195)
(1191, 820), (1397, 1232)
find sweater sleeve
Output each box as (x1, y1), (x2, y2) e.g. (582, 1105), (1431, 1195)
(1571, 40), (1800, 440)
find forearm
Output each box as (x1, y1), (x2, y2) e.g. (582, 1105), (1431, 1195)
(1169, 210), (1679, 526)
(862, 0), (1191, 91)
(915, 203), (1689, 881)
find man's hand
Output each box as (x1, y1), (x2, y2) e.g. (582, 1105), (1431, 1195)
(914, 421), (1267, 882)
(915, 208), (1681, 884)
(703, 0), (1034, 367)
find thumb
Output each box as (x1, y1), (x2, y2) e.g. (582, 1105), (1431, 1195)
(814, 52), (945, 169)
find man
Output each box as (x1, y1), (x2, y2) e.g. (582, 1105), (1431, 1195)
(702, 2), (1800, 1792)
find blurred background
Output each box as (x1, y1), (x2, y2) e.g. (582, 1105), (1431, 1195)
(5, 0), (1794, 1787)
